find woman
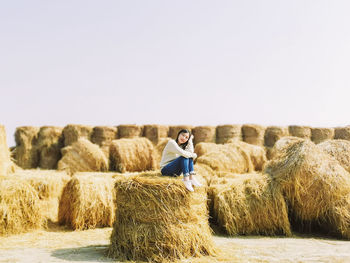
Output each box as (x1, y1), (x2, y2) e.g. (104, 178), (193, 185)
(160, 129), (202, 191)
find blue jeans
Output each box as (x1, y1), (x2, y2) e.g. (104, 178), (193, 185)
(161, 156), (194, 177)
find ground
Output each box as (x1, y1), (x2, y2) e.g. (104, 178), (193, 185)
(0, 224), (350, 263)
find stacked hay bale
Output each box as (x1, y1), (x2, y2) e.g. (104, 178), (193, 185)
(168, 125), (193, 139)
(12, 170), (70, 222)
(108, 175), (216, 262)
(0, 177), (44, 235)
(91, 126), (118, 146)
(266, 136), (303, 160)
(264, 126), (289, 148)
(14, 126), (40, 169)
(117, 124), (143, 138)
(192, 126), (216, 145)
(334, 126), (350, 141)
(36, 126), (64, 169)
(62, 124), (93, 146)
(241, 124), (265, 146)
(265, 140), (350, 238)
(311, 127), (334, 144)
(143, 124), (169, 144)
(208, 173), (291, 236)
(196, 143), (254, 174)
(288, 125), (311, 139)
(58, 173), (118, 230)
(216, 124), (242, 144)
(109, 137), (155, 173)
(58, 138), (108, 174)
(0, 125), (16, 176)
(318, 140), (350, 173)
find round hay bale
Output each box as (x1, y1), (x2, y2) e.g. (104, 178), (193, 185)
(58, 173), (116, 230)
(117, 124), (143, 138)
(36, 126), (64, 169)
(0, 125), (16, 176)
(334, 127), (350, 141)
(143, 124), (169, 144)
(12, 170), (70, 223)
(209, 173), (291, 236)
(192, 126), (216, 145)
(62, 124), (93, 147)
(216, 124), (242, 144)
(14, 126), (40, 169)
(264, 140), (350, 239)
(241, 124), (265, 146)
(168, 125), (193, 139)
(0, 177), (44, 235)
(109, 138), (155, 173)
(318, 140), (350, 173)
(58, 138), (108, 174)
(108, 175), (216, 262)
(264, 126), (289, 147)
(267, 136), (304, 160)
(311, 127), (334, 144)
(288, 125), (311, 139)
(91, 126), (117, 146)
(196, 143), (254, 174)
(194, 142), (222, 158)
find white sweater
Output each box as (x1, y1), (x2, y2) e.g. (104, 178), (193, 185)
(160, 138), (197, 169)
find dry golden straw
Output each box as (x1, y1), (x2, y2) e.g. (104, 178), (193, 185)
(311, 127), (334, 144)
(91, 126), (117, 146)
(117, 124), (143, 138)
(192, 126), (216, 145)
(318, 139), (350, 173)
(36, 126), (64, 169)
(266, 136), (303, 160)
(58, 173), (117, 230)
(109, 137), (155, 173)
(108, 174), (216, 262)
(334, 126), (350, 141)
(264, 126), (289, 147)
(209, 173), (291, 236)
(288, 125), (311, 139)
(58, 138), (108, 174)
(216, 124), (242, 144)
(62, 124), (93, 146)
(265, 140), (350, 239)
(152, 137), (171, 170)
(14, 126), (40, 169)
(241, 124), (265, 146)
(0, 125), (16, 176)
(0, 176), (44, 235)
(143, 124), (169, 144)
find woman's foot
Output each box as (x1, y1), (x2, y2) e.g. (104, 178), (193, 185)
(190, 176), (202, 187)
(183, 178), (194, 192)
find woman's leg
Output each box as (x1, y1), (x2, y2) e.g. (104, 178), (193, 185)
(161, 157), (183, 176)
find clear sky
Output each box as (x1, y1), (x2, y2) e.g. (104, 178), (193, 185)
(1, 1), (350, 147)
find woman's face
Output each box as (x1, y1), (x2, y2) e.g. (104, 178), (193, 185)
(178, 132), (190, 144)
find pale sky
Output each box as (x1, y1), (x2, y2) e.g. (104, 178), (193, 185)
(1, 1), (350, 146)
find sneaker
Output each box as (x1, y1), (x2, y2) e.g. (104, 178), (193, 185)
(191, 176), (202, 187)
(183, 179), (194, 192)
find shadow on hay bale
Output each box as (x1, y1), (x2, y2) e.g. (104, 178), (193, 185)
(288, 125), (311, 139)
(241, 124), (265, 146)
(208, 173), (291, 236)
(264, 126), (289, 148)
(192, 126), (216, 145)
(117, 124), (143, 139)
(265, 140), (350, 239)
(14, 126), (40, 169)
(143, 124), (169, 144)
(108, 174), (216, 263)
(311, 127), (334, 144)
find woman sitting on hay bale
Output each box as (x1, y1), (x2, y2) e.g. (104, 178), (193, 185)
(160, 129), (202, 192)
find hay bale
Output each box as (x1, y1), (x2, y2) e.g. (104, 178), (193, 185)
(62, 124), (93, 146)
(311, 127), (334, 144)
(14, 126), (40, 169)
(11, 170), (70, 222)
(264, 126), (289, 147)
(216, 124), (242, 144)
(241, 124), (265, 146)
(91, 126), (117, 146)
(36, 126), (64, 169)
(0, 177), (44, 235)
(152, 137), (171, 170)
(196, 143), (254, 174)
(209, 173), (291, 236)
(58, 173), (117, 230)
(334, 127), (350, 140)
(266, 136), (304, 160)
(109, 138), (155, 173)
(0, 125), (16, 176)
(194, 142), (222, 158)
(192, 126), (216, 145)
(117, 124), (143, 138)
(143, 124), (169, 144)
(168, 125), (193, 139)
(288, 125), (311, 139)
(58, 138), (108, 174)
(264, 140), (350, 239)
(108, 175), (216, 262)
(318, 140), (350, 173)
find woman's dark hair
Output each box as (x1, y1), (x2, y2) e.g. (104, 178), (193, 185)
(175, 129), (191, 149)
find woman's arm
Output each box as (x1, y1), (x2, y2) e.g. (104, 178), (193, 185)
(185, 135), (194, 153)
(168, 140), (196, 159)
